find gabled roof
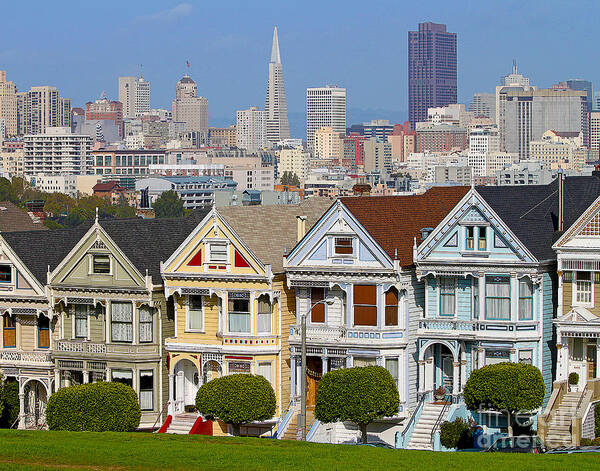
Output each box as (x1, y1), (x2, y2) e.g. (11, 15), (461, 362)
(0, 201), (47, 232)
(93, 181), (122, 192)
(477, 176), (600, 262)
(340, 186), (470, 267)
(2, 211), (211, 286)
(218, 198), (333, 273)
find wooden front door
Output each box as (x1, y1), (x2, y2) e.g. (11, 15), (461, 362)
(305, 357), (322, 407)
(587, 344), (597, 380)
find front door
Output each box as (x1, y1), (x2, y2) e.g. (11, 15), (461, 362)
(587, 345), (597, 380)
(305, 357), (322, 407)
(441, 355), (453, 393)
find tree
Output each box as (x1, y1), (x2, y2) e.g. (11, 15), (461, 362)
(463, 362), (544, 436)
(315, 366), (399, 444)
(280, 171), (300, 187)
(44, 193), (76, 216)
(0, 381), (19, 428)
(153, 190), (184, 219)
(0, 178), (17, 203)
(195, 374), (276, 436)
(44, 219), (64, 230)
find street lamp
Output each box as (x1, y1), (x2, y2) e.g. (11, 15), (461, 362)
(300, 296), (335, 441)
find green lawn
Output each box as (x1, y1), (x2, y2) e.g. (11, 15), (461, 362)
(0, 430), (597, 470)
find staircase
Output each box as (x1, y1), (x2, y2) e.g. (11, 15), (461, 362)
(164, 413), (199, 434)
(544, 392), (583, 449)
(407, 402), (447, 450)
(282, 408), (315, 440)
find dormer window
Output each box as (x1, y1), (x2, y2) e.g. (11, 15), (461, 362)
(208, 242), (228, 263)
(466, 227), (475, 250)
(334, 237), (353, 255)
(0, 265), (11, 283)
(92, 255), (110, 274)
(478, 227), (487, 251)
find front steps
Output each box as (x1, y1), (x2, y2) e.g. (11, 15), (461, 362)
(545, 391), (583, 449)
(407, 402), (448, 451)
(164, 413), (199, 434)
(282, 408), (315, 440)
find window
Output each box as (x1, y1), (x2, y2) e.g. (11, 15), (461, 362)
(111, 369), (133, 387)
(92, 255), (110, 274)
(439, 277), (456, 317)
(385, 287), (398, 326)
(575, 271), (592, 305)
(38, 315), (50, 349)
(0, 265), (11, 283)
(385, 358), (399, 383)
(354, 357), (377, 367)
(485, 276), (511, 320)
(209, 242), (227, 263)
(111, 302), (133, 342)
(519, 278), (533, 320)
(229, 361), (251, 373)
(310, 288), (325, 323)
(2, 315), (15, 348)
(353, 285), (377, 326)
(257, 362), (272, 384)
(74, 305), (88, 339)
(228, 298), (250, 333)
(571, 338), (584, 361)
(139, 371), (154, 411)
(257, 295), (272, 334)
(334, 237), (353, 255)
(518, 350), (533, 365)
(466, 226), (475, 250)
(139, 306), (153, 343)
(187, 296), (203, 331)
(485, 349), (510, 365)
(473, 278), (479, 319)
(478, 227), (487, 251)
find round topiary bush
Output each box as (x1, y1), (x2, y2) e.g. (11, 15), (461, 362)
(440, 417), (474, 449)
(46, 381), (141, 432)
(0, 381), (19, 428)
(196, 374), (276, 436)
(569, 372), (579, 386)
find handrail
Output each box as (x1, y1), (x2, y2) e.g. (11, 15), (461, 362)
(400, 390), (428, 443)
(272, 399), (295, 438)
(576, 384), (588, 415)
(430, 396), (451, 448)
(306, 416), (320, 441)
(151, 401), (170, 432)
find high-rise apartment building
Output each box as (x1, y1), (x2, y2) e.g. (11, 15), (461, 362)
(209, 126), (237, 147)
(590, 111), (600, 159)
(278, 147), (310, 182)
(467, 126), (500, 176)
(408, 22), (457, 126)
(314, 126), (343, 160)
(499, 88), (588, 160)
(0, 71), (18, 137)
(236, 107), (267, 153)
(306, 86), (346, 151)
(264, 26), (290, 146)
(363, 138), (392, 173)
(24, 127), (92, 176)
(470, 93), (496, 120)
(172, 75), (209, 134)
(22, 86), (71, 135)
(118, 76), (150, 118)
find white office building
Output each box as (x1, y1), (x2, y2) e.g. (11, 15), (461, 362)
(306, 86), (346, 151)
(236, 107), (267, 153)
(119, 75), (151, 118)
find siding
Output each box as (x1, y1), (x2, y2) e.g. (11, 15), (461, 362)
(407, 271), (424, 410)
(542, 272), (556, 405)
(89, 314), (104, 342)
(20, 324), (36, 350)
(278, 278), (295, 409)
(457, 278), (472, 321)
(427, 277), (437, 317)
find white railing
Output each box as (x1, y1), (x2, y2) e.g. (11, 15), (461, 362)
(0, 351), (52, 363)
(419, 319), (477, 331)
(419, 318), (538, 333)
(55, 341), (106, 354)
(290, 325), (347, 340)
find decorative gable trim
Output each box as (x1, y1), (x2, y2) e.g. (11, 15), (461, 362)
(0, 236), (46, 296)
(554, 195), (600, 249)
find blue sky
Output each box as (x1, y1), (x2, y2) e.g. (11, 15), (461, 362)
(2, 0), (598, 135)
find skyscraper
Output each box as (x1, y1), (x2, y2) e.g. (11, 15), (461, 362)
(408, 22), (457, 127)
(22, 86), (71, 135)
(306, 86), (346, 151)
(172, 75), (209, 134)
(552, 79), (593, 112)
(118, 75), (150, 118)
(236, 107), (267, 153)
(264, 26), (290, 146)
(0, 71), (18, 137)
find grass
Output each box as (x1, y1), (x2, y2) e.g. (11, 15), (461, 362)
(0, 430), (597, 470)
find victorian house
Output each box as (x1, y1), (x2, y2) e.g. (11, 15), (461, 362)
(414, 176), (600, 448)
(283, 187), (468, 444)
(540, 184), (600, 447)
(160, 199), (331, 436)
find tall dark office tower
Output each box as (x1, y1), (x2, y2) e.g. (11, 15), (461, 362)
(408, 22), (457, 127)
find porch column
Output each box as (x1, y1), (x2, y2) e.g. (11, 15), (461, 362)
(418, 360), (426, 393)
(477, 347), (485, 369)
(460, 350), (467, 390)
(83, 370), (90, 384)
(452, 362), (460, 395)
(596, 340), (600, 378)
(65, 372), (71, 387)
(168, 374), (175, 415)
(321, 356), (328, 374)
(18, 392), (25, 429)
(54, 369), (61, 391)
(290, 356), (296, 399)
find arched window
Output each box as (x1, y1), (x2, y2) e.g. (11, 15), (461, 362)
(385, 287), (399, 326)
(38, 315), (50, 349)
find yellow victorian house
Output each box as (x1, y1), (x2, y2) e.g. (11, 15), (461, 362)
(161, 199), (331, 435)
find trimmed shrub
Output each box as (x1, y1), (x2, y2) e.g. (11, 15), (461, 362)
(581, 438), (593, 446)
(0, 381), (19, 428)
(196, 374), (275, 436)
(440, 417), (474, 449)
(464, 362), (544, 435)
(315, 366), (399, 444)
(569, 372), (579, 386)
(46, 382), (141, 432)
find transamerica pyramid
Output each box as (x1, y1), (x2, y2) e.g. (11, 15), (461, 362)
(265, 26), (290, 145)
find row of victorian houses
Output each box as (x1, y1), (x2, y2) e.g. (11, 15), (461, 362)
(1, 175), (600, 448)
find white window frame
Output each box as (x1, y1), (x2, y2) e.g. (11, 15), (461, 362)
(573, 271), (594, 308)
(186, 295), (204, 332)
(228, 296), (251, 334)
(257, 295), (272, 335)
(90, 254), (112, 275)
(257, 362), (272, 385)
(207, 241), (229, 264)
(332, 236), (355, 257)
(438, 277), (457, 318)
(73, 305), (90, 340)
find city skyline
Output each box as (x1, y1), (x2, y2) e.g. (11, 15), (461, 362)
(2, 0), (600, 135)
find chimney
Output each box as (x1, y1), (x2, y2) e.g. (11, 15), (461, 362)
(558, 169), (565, 232)
(593, 164), (600, 179)
(296, 215), (307, 242)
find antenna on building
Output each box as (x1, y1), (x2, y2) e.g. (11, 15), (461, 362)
(512, 59), (517, 75)
(186, 60), (190, 76)
(140, 64), (143, 79)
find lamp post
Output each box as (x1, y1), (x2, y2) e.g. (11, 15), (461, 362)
(300, 297), (335, 441)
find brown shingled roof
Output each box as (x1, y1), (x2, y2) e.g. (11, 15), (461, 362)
(0, 201), (47, 232)
(340, 186), (469, 267)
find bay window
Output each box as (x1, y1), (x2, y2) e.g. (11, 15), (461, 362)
(74, 305), (88, 339)
(228, 297), (250, 333)
(111, 302), (133, 342)
(485, 275), (511, 320)
(187, 296), (203, 331)
(518, 278), (533, 320)
(139, 370), (154, 411)
(257, 295), (272, 334)
(439, 277), (456, 317)
(310, 287), (325, 323)
(575, 271), (592, 305)
(385, 287), (399, 326)
(111, 369), (133, 387)
(38, 315), (50, 349)
(353, 285), (377, 326)
(472, 278), (479, 319)
(139, 306), (153, 343)
(257, 362), (272, 385)
(2, 314), (15, 348)
(385, 358), (399, 383)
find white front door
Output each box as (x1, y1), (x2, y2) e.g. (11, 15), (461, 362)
(183, 365), (199, 406)
(442, 355), (453, 393)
